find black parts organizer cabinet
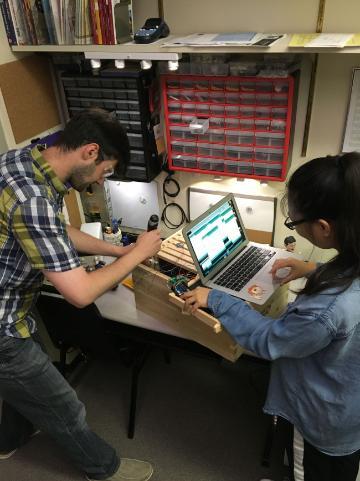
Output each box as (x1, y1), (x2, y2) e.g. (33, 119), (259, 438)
(60, 67), (161, 182)
(162, 74), (294, 181)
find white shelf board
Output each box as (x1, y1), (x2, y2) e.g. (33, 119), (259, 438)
(11, 35), (360, 54)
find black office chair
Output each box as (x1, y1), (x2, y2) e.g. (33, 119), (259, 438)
(35, 293), (151, 438)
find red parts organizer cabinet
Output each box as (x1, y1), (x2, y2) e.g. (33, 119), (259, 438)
(162, 74), (294, 181)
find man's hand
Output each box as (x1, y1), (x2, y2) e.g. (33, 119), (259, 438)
(181, 287), (211, 314)
(133, 229), (162, 260)
(270, 258), (317, 285)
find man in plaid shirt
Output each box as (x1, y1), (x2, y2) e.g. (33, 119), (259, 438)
(0, 109), (160, 481)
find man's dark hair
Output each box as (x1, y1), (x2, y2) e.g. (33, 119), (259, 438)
(282, 152), (360, 295)
(54, 108), (130, 179)
(284, 236), (296, 245)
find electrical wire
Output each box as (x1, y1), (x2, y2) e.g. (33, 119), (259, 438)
(161, 174), (189, 230)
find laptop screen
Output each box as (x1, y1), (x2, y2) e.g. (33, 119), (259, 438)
(186, 197), (247, 277)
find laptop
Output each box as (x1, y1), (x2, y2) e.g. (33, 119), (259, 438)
(182, 193), (294, 305)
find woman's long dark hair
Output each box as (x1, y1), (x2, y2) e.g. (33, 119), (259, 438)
(283, 152), (360, 295)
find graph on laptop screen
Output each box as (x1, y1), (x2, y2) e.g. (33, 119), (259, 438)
(187, 199), (246, 276)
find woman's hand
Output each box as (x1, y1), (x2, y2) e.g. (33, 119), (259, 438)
(270, 258), (317, 285)
(181, 287), (211, 314)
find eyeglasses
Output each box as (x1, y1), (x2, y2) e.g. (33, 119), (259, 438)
(284, 216), (310, 230)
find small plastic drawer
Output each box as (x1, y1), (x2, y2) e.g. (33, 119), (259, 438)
(183, 142), (197, 154)
(199, 157), (225, 171)
(170, 126), (196, 140)
(127, 100), (140, 111)
(239, 106), (255, 117)
(127, 121), (142, 133)
(225, 118), (240, 128)
(210, 104), (225, 115)
(198, 144), (212, 156)
(195, 79), (209, 90)
(168, 102), (181, 112)
(197, 132), (211, 142)
(194, 91), (209, 102)
(239, 119), (255, 130)
(77, 78), (90, 87)
(253, 162), (282, 177)
(239, 81), (256, 92)
(182, 102), (196, 112)
(129, 112), (141, 121)
(210, 80), (225, 91)
(169, 114), (182, 124)
(271, 108), (287, 120)
(273, 81), (289, 93)
(254, 148), (284, 162)
(196, 104), (210, 114)
(66, 87), (79, 97)
(115, 110), (129, 121)
(62, 77), (76, 87)
(202, 63), (228, 76)
(173, 155), (197, 169)
(240, 93), (256, 104)
(167, 78), (180, 88)
(225, 160), (253, 174)
(103, 99), (117, 109)
(167, 90), (182, 101)
(271, 119), (286, 131)
(209, 129), (225, 143)
(226, 146), (253, 160)
(210, 145), (225, 157)
(225, 81), (240, 92)
(130, 150), (146, 165)
(113, 90), (128, 100)
(255, 120), (271, 131)
(80, 99), (93, 108)
(255, 132), (285, 147)
(256, 94), (272, 105)
(100, 78), (113, 88)
(210, 92), (225, 103)
(210, 117), (225, 128)
(256, 81), (273, 92)
(255, 107), (271, 118)
(171, 141), (185, 154)
(226, 130), (241, 144)
(128, 133), (143, 149)
(180, 79), (196, 89)
(127, 90), (139, 100)
(112, 79), (126, 89)
(272, 94), (288, 106)
(225, 105), (240, 115)
(68, 97), (82, 107)
(225, 92), (239, 104)
(126, 79), (137, 89)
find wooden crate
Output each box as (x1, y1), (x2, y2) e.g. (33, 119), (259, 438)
(133, 230), (290, 362)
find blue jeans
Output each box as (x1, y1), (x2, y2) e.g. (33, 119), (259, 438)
(0, 333), (120, 480)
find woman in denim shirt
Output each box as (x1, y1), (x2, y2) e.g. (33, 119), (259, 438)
(182, 152), (360, 481)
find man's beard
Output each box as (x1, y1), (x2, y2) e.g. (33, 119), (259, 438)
(69, 164), (96, 191)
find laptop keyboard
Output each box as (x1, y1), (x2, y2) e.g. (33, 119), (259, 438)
(214, 246), (276, 292)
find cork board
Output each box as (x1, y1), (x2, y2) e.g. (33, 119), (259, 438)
(64, 190), (82, 229)
(0, 55), (60, 143)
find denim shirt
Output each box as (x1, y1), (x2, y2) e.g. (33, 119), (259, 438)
(208, 280), (360, 456)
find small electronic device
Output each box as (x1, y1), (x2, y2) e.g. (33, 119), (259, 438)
(168, 275), (189, 297)
(134, 18), (170, 44)
(147, 214), (159, 231)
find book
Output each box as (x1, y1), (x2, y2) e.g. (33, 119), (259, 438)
(30, 0), (50, 44)
(41, 0), (56, 43)
(112, 0), (132, 44)
(48, 0), (63, 43)
(22, 0), (38, 44)
(9, 0), (31, 44)
(0, 0), (17, 45)
(64, 0), (76, 44)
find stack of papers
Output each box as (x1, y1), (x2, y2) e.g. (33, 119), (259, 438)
(162, 33), (286, 48)
(290, 33), (360, 48)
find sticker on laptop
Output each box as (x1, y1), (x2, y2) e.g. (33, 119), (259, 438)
(247, 284), (266, 300)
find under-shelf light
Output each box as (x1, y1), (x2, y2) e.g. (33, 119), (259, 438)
(90, 59), (101, 70)
(168, 60), (179, 71)
(115, 59), (125, 69)
(140, 60), (152, 70)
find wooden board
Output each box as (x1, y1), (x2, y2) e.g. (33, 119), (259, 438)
(0, 55), (60, 143)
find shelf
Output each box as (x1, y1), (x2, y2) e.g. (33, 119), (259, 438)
(11, 35), (360, 55)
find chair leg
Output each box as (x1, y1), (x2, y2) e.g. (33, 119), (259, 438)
(127, 345), (150, 439)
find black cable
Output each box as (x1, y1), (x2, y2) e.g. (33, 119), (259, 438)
(161, 174), (189, 230)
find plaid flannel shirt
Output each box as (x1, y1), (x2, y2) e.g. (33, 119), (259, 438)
(0, 146), (80, 338)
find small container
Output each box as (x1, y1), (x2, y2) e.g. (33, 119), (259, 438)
(198, 144), (212, 156)
(210, 129), (225, 143)
(194, 91), (209, 102)
(169, 114), (182, 124)
(253, 162), (282, 177)
(254, 148), (284, 162)
(271, 108), (287, 120)
(257, 81), (273, 93)
(271, 119), (286, 131)
(181, 91), (196, 102)
(239, 119), (255, 130)
(183, 142), (197, 154)
(256, 94), (272, 106)
(210, 91), (225, 103)
(210, 117), (225, 127)
(225, 118), (240, 129)
(240, 93), (256, 105)
(171, 141), (184, 154)
(168, 102), (181, 112)
(211, 80), (225, 91)
(239, 106), (255, 117)
(182, 102), (196, 112)
(167, 89), (181, 101)
(255, 120), (271, 131)
(210, 104), (225, 115)
(225, 92), (239, 104)
(272, 94), (288, 106)
(255, 107), (271, 119)
(225, 105), (240, 115)
(226, 130), (241, 144)
(210, 145), (225, 157)
(225, 80), (240, 92)
(197, 104), (210, 114)
(239, 81), (256, 92)
(189, 118), (210, 135)
(273, 81), (289, 93)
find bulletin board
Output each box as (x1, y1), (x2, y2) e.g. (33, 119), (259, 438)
(0, 55), (60, 144)
(189, 187), (276, 245)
